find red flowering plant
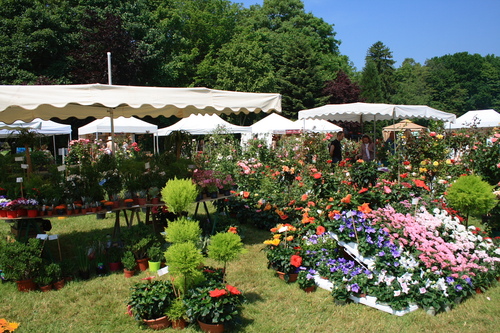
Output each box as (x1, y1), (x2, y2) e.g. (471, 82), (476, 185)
(263, 223), (302, 278)
(184, 282), (244, 325)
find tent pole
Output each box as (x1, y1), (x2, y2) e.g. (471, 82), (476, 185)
(52, 135), (57, 163)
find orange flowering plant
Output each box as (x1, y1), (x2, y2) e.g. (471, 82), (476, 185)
(0, 319), (19, 333)
(263, 223), (302, 276)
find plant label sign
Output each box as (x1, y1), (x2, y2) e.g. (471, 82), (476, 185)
(15, 157), (24, 162)
(157, 266), (169, 276)
(20, 164), (29, 169)
(16, 177), (23, 183)
(145, 162), (150, 169)
(57, 165), (66, 172)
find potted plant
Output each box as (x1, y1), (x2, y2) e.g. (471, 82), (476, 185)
(122, 250), (136, 278)
(51, 262), (65, 290)
(76, 246), (91, 280)
(0, 238), (43, 292)
(148, 187), (160, 204)
(164, 242), (204, 295)
(127, 278), (176, 329)
(147, 243), (164, 273)
(106, 246), (123, 272)
(161, 177), (198, 215)
(165, 217), (202, 244)
(207, 231), (245, 282)
(165, 298), (188, 329)
(297, 269), (316, 292)
(184, 282), (244, 332)
(35, 262), (59, 292)
(331, 282), (350, 305)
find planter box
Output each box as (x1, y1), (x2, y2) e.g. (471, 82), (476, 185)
(313, 274), (418, 316)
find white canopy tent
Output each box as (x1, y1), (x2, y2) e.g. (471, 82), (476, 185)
(446, 109), (500, 129)
(298, 102), (456, 123)
(78, 116), (158, 136)
(294, 118), (342, 133)
(0, 118), (72, 158)
(157, 113), (250, 136)
(242, 113), (301, 147)
(0, 118), (72, 138)
(0, 84), (281, 153)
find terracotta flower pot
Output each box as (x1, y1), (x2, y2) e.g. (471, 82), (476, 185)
(171, 318), (187, 330)
(198, 320), (224, 333)
(136, 258), (149, 272)
(124, 269), (135, 278)
(143, 316), (171, 330)
(302, 286), (316, 293)
(39, 284), (53, 292)
(276, 271), (298, 283)
(53, 279), (65, 290)
(16, 278), (37, 292)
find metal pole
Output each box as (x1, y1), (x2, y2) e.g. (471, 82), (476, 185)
(107, 52), (115, 155)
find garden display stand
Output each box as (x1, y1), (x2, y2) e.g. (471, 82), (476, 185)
(316, 232), (420, 316)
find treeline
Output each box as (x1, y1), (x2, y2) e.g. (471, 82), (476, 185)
(1, 0), (499, 120)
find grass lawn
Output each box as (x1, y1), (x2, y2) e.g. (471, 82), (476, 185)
(1, 206), (499, 333)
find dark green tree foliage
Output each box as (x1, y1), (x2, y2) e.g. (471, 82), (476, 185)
(364, 41), (396, 102)
(360, 60), (383, 102)
(0, 0), (76, 84)
(392, 58), (431, 105)
(323, 70), (362, 104)
(426, 52), (500, 115)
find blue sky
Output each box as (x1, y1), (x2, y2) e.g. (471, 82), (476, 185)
(237, 0), (500, 70)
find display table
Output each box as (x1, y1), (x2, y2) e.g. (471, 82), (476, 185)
(1, 202), (166, 239)
(193, 193), (232, 234)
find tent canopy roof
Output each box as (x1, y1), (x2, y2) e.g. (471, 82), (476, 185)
(294, 118), (342, 133)
(78, 116), (158, 136)
(157, 113), (250, 136)
(0, 84), (282, 124)
(0, 118), (72, 138)
(250, 113), (300, 134)
(298, 102), (456, 123)
(447, 109), (500, 129)
(382, 119), (427, 131)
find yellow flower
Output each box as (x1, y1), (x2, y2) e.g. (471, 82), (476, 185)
(271, 238), (280, 246)
(436, 134), (444, 139)
(445, 159), (452, 165)
(286, 236), (294, 241)
(273, 234), (281, 239)
(433, 161), (439, 166)
(419, 167), (428, 173)
(420, 160), (427, 165)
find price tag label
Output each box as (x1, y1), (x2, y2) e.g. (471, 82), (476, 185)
(145, 162), (150, 169)
(20, 164), (29, 169)
(16, 177), (23, 183)
(57, 165), (66, 172)
(157, 266), (169, 276)
(15, 157), (24, 162)
(411, 198), (419, 205)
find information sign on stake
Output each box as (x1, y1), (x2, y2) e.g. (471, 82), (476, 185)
(157, 266), (169, 276)
(16, 177), (23, 183)
(20, 164), (29, 169)
(57, 165), (66, 172)
(15, 157), (24, 162)
(145, 162), (150, 169)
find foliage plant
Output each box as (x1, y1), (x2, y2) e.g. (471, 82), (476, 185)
(297, 268), (316, 289)
(207, 231), (246, 282)
(165, 298), (187, 321)
(147, 243), (164, 263)
(165, 217), (201, 244)
(161, 177), (198, 214)
(445, 175), (497, 225)
(184, 282), (244, 325)
(164, 242), (204, 294)
(0, 238), (43, 281)
(121, 251), (137, 271)
(127, 278), (175, 320)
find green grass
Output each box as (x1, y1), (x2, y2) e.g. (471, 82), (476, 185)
(1, 207), (499, 333)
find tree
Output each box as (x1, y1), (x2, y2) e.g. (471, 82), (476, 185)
(360, 60), (383, 102)
(364, 41), (396, 102)
(392, 58), (430, 105)
(323, 70), (362, 104)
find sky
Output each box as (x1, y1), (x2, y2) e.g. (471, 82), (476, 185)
(237, 0), (500, 70)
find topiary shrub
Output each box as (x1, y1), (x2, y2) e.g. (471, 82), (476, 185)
(207, 232), (246, 282)
(164, 242), (204, 294)
(165, 217), (201, 244)
(161, 177), (198, 214)
(445, 174), (497, 226)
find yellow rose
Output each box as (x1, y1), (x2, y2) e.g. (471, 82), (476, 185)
(419, 167), (427, 173)
(433, 161), (439, 166)
(420, 160), (427, 165)
(436, 134), (444, 139)
(445, 159), (452, 165)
